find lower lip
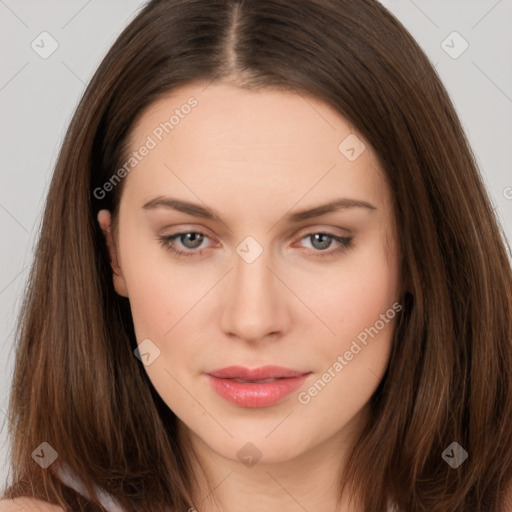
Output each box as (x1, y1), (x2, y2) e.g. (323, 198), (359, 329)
(206, 374), (310, 408)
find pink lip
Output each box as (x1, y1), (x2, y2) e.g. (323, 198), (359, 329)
(206, 366), (311, 408)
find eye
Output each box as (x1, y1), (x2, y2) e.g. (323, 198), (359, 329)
(157, 231), (354, 258)
(296, 232), (353, 257)
(158, 231), (212, 257)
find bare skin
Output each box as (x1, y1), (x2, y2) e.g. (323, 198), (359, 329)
(97, 81), (401, 512)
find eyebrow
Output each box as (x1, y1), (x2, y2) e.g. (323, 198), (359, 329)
(141, 196), (377, 223)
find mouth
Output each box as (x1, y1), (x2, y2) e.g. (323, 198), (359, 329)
(230, 377), (282, 383)
(206, 366), (312, 408)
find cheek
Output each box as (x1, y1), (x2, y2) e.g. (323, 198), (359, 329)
(122, 256), (212, 409)
(120, 241), (223, 398)
(126, 270), (201, 337)
(119, 229), (210, 335)
(294, 270), (399, 437)
(295, 234), (399, 423)
(289, 232), (399, 355)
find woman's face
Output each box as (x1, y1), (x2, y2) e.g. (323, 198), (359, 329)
(99, 81), (401, 467)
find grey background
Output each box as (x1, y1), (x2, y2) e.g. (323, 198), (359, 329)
(0, 0), (511, 486)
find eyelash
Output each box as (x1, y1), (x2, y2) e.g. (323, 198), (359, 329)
(157, 231), (354, 259)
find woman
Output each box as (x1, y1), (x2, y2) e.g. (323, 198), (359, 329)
(1, 0), (511, 511)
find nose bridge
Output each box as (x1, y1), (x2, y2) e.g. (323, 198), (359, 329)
(220, 235), (286, 341)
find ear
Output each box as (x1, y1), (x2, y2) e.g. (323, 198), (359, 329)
(97, 209), (129, 298)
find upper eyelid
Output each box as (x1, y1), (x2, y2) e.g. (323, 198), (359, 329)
(161, 223), (351, 239)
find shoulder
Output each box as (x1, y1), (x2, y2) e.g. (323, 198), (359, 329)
(0, 497), (65, 511)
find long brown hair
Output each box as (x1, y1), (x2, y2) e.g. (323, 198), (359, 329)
(2, 0), (511, 510)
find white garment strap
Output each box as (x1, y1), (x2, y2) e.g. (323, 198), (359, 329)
(54, 463), (126, 512)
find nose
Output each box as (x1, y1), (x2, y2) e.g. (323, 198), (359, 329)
(219, 243), (291, 344)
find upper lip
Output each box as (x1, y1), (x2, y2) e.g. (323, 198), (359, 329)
(207, 365), (309, 380)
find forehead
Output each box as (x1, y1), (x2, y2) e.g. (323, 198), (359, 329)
(130, 81), (357, 154)
(122, 81), (389, 213)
